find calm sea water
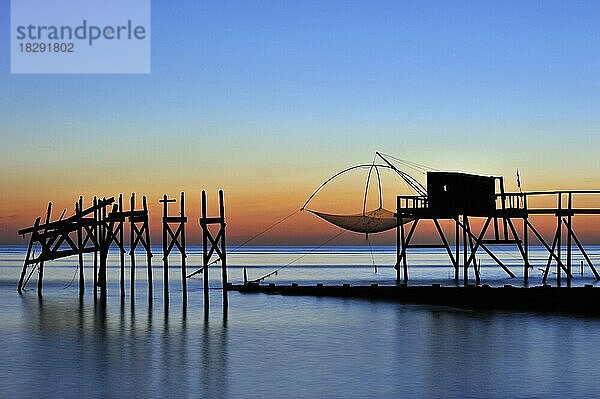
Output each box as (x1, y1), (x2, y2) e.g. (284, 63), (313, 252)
(2, 244), (600, 398)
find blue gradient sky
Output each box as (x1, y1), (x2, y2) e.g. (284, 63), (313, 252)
(1, 0), (600, 244)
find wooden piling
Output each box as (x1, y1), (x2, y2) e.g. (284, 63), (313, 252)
(119, 194), (125, 300)
(180, 192), (187, 307)
(200, 190), (228, 311)
(567, 193), (572, 286)
(130, 193), (136, 298)
(93, 196), (98, 296)
(395, 196), (401, 283)
(77, 197), (84, 295)
(219, 190), (228, 307)
(160, 193), (186, 308)
(455, 217), (459, 281)
(202, 191), (209, 310)
(38, 202), (52, 296)
(161, 194), (170, 307)
(143, 196), (153, 303)
(523, 194), (529, 283)
(557, 194), (562, 286)
(18, 217), (40, 294)
(462, 215), (468, 287)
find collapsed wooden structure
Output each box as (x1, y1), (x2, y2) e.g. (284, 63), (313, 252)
(17, 191), (228, 308)
(396, 172), (600, 286)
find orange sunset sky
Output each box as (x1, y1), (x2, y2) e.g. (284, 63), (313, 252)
(1, 1), (600, 245)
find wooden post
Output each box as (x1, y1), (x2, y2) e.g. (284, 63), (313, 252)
(130, 194), (153, 304)
(466, 218), (479, 285)
(161, 194), (170, 307)
(455, 217), (459, 281)
(567, 193), (572, 286)
(38, 202), (52, 296)
(119, 194), (125, 300)
(160, 194), (185, 308)
(395, 196), (401, 283)
(98, 200), (108, 297)
(93, 196), (98, 296)
(220, 190), (228, 308)
(180, 192), (187, 307)
(557, 194), (562, 286)
(77, 197), (85, 295)
(202, 191), (209, 310)
(499, 177), (508, 240)
(130, 193), (136, 298)
(199, 190), (228, 312)
(523, 194), (529, 283)
(143, 196), (153, 303)
(18, 217), (40, 294)
(399, 211), (407, 283)
(463, 214), (468, 286)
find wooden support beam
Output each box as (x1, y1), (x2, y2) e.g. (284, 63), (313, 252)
(93, 197), (98, 296)
(455, 217), (459, 281)
(17, 197), (115, 235)
(463, 215), (468, 286)
(77, 197), (84, 296)
(200, 190), (229, 311)
(143, 196), (153, 304)
(542, 225), (560, 284)
(219, 190), (228, 309)
(457, 219), (516, 279)
(398, 220), (418, 283)
(161, 193), (187, 308)
(464, 217), (479, 285)
(38, 202), (52, 296)
(395, 196), (401, 283)
(499, 177), (509, 240)
(562, 218), (600, 280)
(17, 217), (40, 294)
(119, 194), (125, 301)
(567, 193), (572, 286)
(98, 203), (118, 297)
(526, 220), (573, 281)
(506, 218), (529, 277)
(202, 191), (209, 311)
(523, 194), (529, 283)
(557, 194), (562, 285)
(130, 194), (136, 300)
(180, 192), (187, 307)
(434, 219), (457, 268)
(161, 194), (170, 308)
(465, 217), (492, 267)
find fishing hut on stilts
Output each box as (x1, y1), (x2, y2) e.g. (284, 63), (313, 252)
(395, 174), (600, 287)
(299, 152), (600, 287)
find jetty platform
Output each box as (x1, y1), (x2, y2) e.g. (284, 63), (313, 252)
(230, 283), (600, 316)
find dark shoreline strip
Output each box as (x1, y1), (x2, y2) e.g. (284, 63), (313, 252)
(230, 283), (600, 316)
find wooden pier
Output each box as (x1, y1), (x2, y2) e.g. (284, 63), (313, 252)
(231, 283), (600, 316)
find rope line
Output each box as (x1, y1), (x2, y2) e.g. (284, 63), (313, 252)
(187, 209), (300, 278)
(63, 262), (79, 289)
(249, 229), (346, 283)
(377, 152), (438, 173)
(367, 235), (377, 274)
